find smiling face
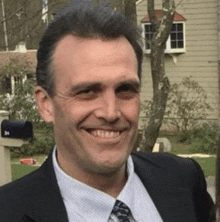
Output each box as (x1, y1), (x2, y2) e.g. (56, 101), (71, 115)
(35, 35), (140, 181)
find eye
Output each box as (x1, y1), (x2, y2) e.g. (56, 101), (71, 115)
(75, 88), (99, 100)
(78, 88), (92, 94)
(116, 84), (139, 100)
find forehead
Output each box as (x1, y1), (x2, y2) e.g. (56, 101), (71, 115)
(53, 34), (136, 62)
(52, 35), (138, 88)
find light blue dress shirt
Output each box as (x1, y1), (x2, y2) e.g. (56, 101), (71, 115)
(52, 148), (163, 222)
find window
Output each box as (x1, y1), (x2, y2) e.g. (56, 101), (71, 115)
(170, 23), (184, 49)
(144, 24), (154, 50)
(141, 10), (186, 54)
(142, 21), (186, 54)
(11, 75), (27, 94)
(1, 75), (27, 95)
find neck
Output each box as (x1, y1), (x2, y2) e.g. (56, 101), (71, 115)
(57, 151), (128, 198)
(82, 168), (128, 197)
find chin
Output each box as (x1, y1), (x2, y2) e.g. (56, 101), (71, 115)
(94, 165), (125, 176)
(92, 155), (128, 175)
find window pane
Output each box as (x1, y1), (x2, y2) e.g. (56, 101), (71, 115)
(178, 33), (183, 40)
(171, 41), (177, 48)
(177, 23), (183, 31)
(171, 24), (176, 32)
(178, 41), (184, 48)
(145, 25), (149, 32)
(1, 77), (11, 94)
(171, 33), (176, 40)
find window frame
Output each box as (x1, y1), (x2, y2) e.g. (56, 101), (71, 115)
(141, 21), (186, 54)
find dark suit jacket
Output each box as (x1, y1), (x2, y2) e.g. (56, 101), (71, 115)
(0, 151), (215, 222)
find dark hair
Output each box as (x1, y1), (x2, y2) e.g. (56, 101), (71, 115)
(36, 5), (143, 96)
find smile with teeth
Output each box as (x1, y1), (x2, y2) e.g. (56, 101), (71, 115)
(88, 129), (121, 138)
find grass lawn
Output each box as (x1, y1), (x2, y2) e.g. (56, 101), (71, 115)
(159, 134), (216, 177)
(11, 136), (216, 180)
(11, 155), (46, 180)
(12, 164), (39, 181)
(192, 157), (216, 178)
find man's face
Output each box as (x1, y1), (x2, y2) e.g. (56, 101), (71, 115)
(41, 35), (140, 176)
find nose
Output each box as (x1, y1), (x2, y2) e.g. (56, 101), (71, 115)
(94, 91), (121, 123)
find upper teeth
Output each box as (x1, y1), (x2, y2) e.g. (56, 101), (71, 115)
(89, 130), (120, 138)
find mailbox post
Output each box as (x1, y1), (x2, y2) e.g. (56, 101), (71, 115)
(0, 111), (33, 186)
(0, 111), (11, 185)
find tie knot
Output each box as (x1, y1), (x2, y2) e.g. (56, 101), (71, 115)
(112, 200), (131, 222)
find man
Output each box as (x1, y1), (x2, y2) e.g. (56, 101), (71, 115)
(0, 3), (214, 222)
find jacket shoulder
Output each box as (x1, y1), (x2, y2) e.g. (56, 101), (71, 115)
(0, 159), (48, 195)
(131, 151), (195, 169)
(0, 154), (62, 221)
(131, 151), (204, 188)
(131, 152), (215, 221)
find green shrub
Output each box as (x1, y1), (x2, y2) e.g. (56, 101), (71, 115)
(0, 78), (41, 122)
(10, 133), (55, 158)
(178, 123), (220, 154)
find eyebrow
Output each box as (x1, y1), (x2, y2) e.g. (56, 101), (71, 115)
(68, 82), (102, 94)
(68, 79), (141, 94)
(116, 80), (141, 92)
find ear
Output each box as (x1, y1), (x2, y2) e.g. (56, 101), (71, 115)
(34, 86), (54, 123)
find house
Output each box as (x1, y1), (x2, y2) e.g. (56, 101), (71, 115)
(1, 0), (219, 131)
(136, 0), (220, 131)
(0, 43), (37, 95)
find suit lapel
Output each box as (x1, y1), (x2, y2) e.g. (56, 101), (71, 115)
(18, 151), (69, 222)
(132, 152), (197, 222)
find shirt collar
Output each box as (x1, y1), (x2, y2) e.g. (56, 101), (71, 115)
(52, 147), (135, 221)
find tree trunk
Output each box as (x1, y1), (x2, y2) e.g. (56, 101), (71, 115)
(124, 0), (137, 24)
(143, 0), (175, 152)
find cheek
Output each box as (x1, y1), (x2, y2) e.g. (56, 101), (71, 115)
(121, 100), (140, 122)
(54, 100), (95, 126)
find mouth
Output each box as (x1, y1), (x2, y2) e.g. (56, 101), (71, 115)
(86, 129), (122, 138)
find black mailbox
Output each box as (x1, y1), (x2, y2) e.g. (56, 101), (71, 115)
(1, 120), (33, 139)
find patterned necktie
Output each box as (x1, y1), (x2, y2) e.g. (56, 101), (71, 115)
(111, 200), (131, 222)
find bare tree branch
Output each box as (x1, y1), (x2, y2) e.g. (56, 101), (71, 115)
(0, 0), (70, 50)
(176, 0), (184, 8)
(147, 0), (158, 28)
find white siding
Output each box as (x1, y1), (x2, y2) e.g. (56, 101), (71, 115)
(137, 0), (219, 128)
